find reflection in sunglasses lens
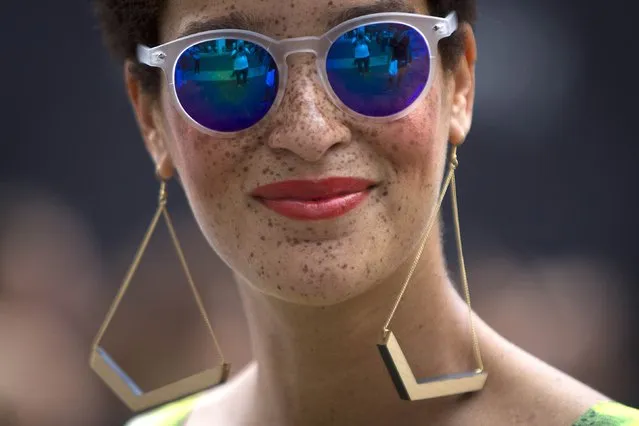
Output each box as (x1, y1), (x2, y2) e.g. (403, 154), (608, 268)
(326, 23), (431, 117)
(175, 38), (279, 132)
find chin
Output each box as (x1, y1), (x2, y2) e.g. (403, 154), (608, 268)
(191, 185), (427, 306)
(234, 235), (401, 307)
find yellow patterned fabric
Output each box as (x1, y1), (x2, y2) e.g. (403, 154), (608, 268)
(125, 393), (202, 426)
(125, 397), (638, 425)
(573, 401), (639, 426)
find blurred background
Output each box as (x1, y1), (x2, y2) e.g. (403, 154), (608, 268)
(1, 0), (638, 424)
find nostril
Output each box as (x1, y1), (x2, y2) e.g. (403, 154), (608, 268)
(326, 140), (347, 154)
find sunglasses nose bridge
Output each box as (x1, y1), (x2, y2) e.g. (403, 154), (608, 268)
(278, 36), (324, 61)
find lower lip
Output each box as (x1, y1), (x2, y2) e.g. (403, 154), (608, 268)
(259, 190), (371, 220)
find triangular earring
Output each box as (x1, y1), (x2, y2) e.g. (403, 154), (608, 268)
(89, 180), (230, 412)
(377, 146), (487, 400)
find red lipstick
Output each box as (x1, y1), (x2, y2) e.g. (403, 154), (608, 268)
(251, 177), (376, 220)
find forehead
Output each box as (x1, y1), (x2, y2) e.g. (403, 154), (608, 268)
(161, 0), (429, 41)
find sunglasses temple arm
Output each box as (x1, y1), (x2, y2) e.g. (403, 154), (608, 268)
(442, 12), (458, 37)
(137, 45), (152, 65)
(137, 44), (166, 68)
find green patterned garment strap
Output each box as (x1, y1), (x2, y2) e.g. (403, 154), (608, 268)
(124, 397), (638, 425)
(125, 393), (203, 426)
(574, 401), (639, 426)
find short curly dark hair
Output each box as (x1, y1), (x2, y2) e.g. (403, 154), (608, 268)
(95, 0), (476, 96)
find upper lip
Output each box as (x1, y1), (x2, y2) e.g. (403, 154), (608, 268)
(251, 177), (377, 201)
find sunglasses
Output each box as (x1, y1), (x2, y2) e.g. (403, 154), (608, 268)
(138, 12), (458, 135)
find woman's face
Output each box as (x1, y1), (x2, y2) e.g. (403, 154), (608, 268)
(136, 0), (475, 306)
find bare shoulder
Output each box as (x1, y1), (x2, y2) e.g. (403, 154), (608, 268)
(185, 362), (258, 426)
(461, 333), (609, 426)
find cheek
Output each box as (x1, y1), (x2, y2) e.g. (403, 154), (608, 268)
(164, 103), (229, 185)
(373, 86), (446, 185)
(160, 98), (257, 257)
(356, 85), (448, 254)
(162, 98), (258, 194)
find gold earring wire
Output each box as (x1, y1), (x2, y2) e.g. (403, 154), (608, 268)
(89, 180), (230, 412)
(378, 146), (487, 401)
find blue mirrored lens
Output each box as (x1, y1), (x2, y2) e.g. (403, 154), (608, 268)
(326, 23), (430, 117)
(175, 39), (279, 132)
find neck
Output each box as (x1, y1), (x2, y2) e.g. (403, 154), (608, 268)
(235, 232), (479, 425)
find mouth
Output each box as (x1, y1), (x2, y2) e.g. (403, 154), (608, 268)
(251, 177), (378, 221)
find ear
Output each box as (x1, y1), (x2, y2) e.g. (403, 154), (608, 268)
(124, 61), (175, 180)
(448, 24), (477, 146)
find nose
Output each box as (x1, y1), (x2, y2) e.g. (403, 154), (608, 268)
(267, 54), (351, 163)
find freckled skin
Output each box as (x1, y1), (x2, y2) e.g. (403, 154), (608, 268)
(159, 0), (449, 306)
(127, 1), (609, 424)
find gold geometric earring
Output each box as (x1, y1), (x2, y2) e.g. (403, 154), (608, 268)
(89, 179), (230, 412)
(378, 146), (487, 400)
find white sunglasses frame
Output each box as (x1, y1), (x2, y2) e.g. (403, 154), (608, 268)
(137, 11), (458, 137)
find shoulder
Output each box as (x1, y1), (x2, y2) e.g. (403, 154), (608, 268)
(573, 401), (639, 425)
(125, 392), (202, 426)
(126, 363), (258, 426)
(185, 362), (258, 426)
(460, 329), (611, 425)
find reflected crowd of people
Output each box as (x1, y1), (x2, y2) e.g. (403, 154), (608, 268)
(343, 24), (415, 88)
(176, 38), (268, 88)
(174, 23), (420, 93)
(169, 23), (429, 130)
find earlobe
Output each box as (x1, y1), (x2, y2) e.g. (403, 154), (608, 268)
(150, 131), (175, 180)
(449, 89), (469, 145)
(124, 61), (174, 179)
(448, 25), (477, 146)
